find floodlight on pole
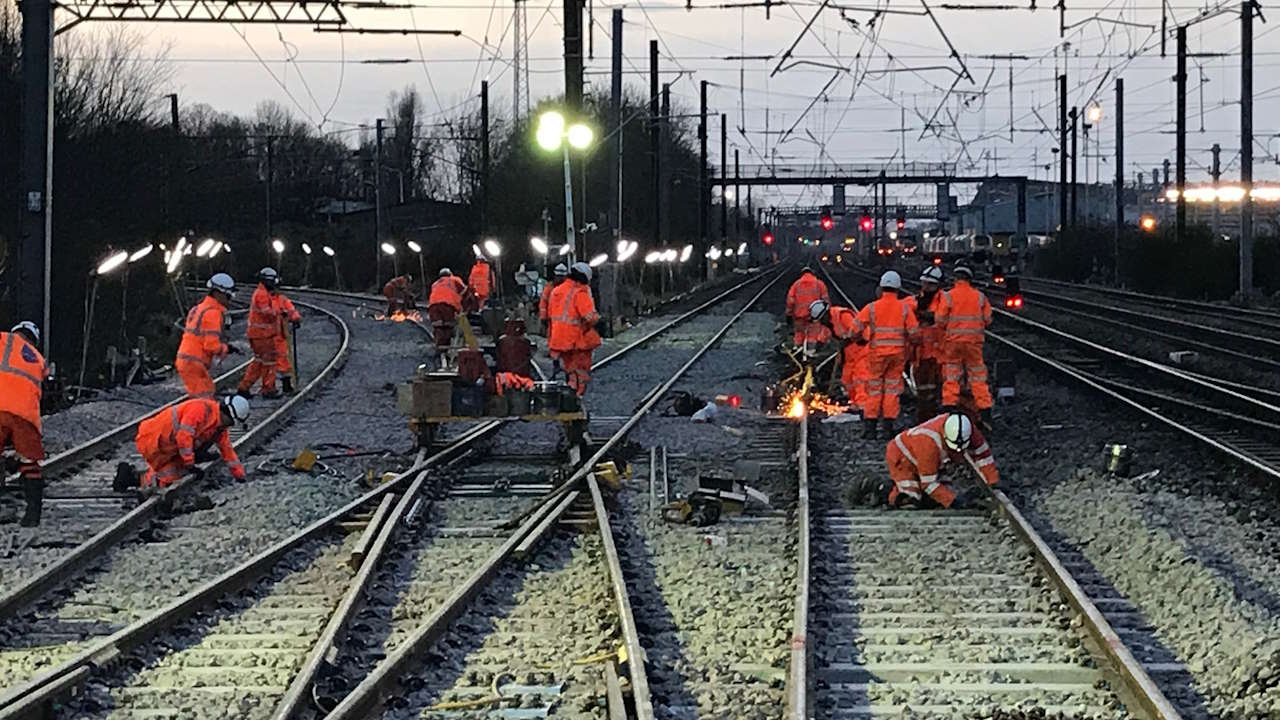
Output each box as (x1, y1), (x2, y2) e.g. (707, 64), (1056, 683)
(128, 244), (154, 263)
(679, 244), (693, 263)
(272, 239), (285, 254)
(567, 123), (593, 150)
(302, 243), (312, 255)
(589, 253), (608, 268)
(530, 236), (549, 255)
(737, 242), (747, 255)
(644, 251), (661, 264)
(616, 240), (638, 262)
(381, 242), (397, 256)
(1086, 102), (1103, 124)
(407, 241), (422, 254)
(209, 242), (224, 259)
(322, 246), (336, 257)
(483, 239), (503, 257)
(96, 250), (129, 276)
(472, 243), (484, 260)
(558, 244), (573, 256)
(166, 248), (184, 274)
(196, 238), (215, 258)
(174, 236), (188, 254)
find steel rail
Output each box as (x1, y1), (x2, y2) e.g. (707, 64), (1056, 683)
(1022, 276), (1280, 324)
(784, 413), (811, 720)
(0, 422), (500, 720)
(823, 265), (1182, 719)
(0, 300), (347, 619)
(325, 268), (787, 719)
(587, 473), (655, 720)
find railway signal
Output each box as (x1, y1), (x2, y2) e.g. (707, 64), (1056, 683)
(762, 229), (775, 246)
(896, 208), (906, 230)
(820, 207), (834, 231)
(859, 215), (873, 232)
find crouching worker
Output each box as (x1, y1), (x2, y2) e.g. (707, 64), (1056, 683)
(884, 412), (998, 508)
(115, 395), (249, 492)
(807, 299), (868, 410)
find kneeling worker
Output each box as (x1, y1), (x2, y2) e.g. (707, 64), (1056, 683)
(116, 395), (249, 491)
(1, 321), (48, 526)
(885, 412), (998, 508)
(808, 299), (868, 410)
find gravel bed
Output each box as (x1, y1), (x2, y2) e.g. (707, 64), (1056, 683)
(0, 305), (431, 697)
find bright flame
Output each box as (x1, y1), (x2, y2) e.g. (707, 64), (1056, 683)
(778, 389), (847, 418)
(786, 395), (807, 419)
(374, 310), (424, 323)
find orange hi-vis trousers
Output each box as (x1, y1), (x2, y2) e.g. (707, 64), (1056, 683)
(885, 440), (957, 508)
(175, 359), (216, 398)
(239, 338), (279, 394)
(862, 354), (905, 420)
(553, 349), (593, 397)
(942, 343), (992, 409)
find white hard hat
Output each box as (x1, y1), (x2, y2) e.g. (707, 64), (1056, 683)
(207, 273), (236, 295)
(808, 299), (830, 322)
(572, 261), (593, 282)
(258, 267), (279, 282)
(943, 413), (973, 451)
(954, 263), (973, 278)
(553, 263), (569, 277)
(11, 321), (39, 345)
(879, 270), (902, 290)
(439, 268), (452, 277)
(222, 394), (251, 424)
(920, 266), (943, 284)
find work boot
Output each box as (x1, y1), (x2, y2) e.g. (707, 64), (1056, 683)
(260, 388), (282, 400)
(881, 418), (896, 439)
(235, 388), (252, 400)
(280, 376), (295, 395)
(20, 477), (43, 527)
(979, 408), (994, 433)
(861, 419), (877, 439)
(113, 463), (139, 493)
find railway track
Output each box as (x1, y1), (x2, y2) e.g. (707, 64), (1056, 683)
(0, 269), (781, 720)
(792, 268), (1182, 719)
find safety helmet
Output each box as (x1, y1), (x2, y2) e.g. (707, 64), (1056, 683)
(879, 270), (902, 290)
(207, 273), (236, 296)
(258, 267), (279, 288)
(954, 263), (973, 278)
(553, 263), (569, 277)
(943, 413), (973, 451)
(801, 266), (814, 275)
(920, 266), (943, 284)
(439, 268), (452, 277)
(11, 321), (39, 345)
(572, 261), (593, 282)
(808, 299), (830, 322)
(221, 394), (251, 424)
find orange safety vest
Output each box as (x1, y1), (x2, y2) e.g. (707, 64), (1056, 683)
(829, 306), (864, 342)
(136, 398), (243, 477)
(176, 295), (228, 368)
(857, 293), (919, 356)
(428, 276), (466, 310)
(0, 332), (47, 431)
(247, 285), (280, 341)
(548, 280), (602, 352)
(539, 281), (557, 320)
(907, 289), (952, 361)
(469, 262), (492, 296)
(891, 413), (998, 490)
(945, 280), (991, 345)
(785, 273), (830, 319)
(273, 294), (300, 329)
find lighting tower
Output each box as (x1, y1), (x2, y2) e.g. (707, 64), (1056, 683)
(513, 0), (531, 123)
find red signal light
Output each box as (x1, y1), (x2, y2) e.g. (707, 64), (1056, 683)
(933, 256), (943, 266)
(763, 232), (775, 246)
(896, 219), (905, 230)
(1005, 295), (1024, 309)
(728, 394), (741, 408)
(821, 216), (834, 231)
(859, 216), (873, 232)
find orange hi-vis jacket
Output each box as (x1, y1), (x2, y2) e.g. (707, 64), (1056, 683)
(248, 285), (286, 341)
(548, 280), (602, 353)
(944, 280), (991, 345)
(0, 332), (47, 431)
(384, 275), (411, 298)
(539, 281), (557, 320)
(856, 293), (919, 357)
(906, 289), (952, 361)
(785, 273), (829, 320)
(136, 398), (245, 480)
(891, 413), (998, 491)
(177, 295), (229, 368)
(273, 294), (300, 328)
(428, 275), (467, 311)
(829, 306), (865, 346)
(469, 261), (493, 297)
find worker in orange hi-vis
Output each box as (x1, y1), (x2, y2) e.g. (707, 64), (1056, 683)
(904, 265), (952, 423)
(548, 262), (602, 397)
(784, 267), (831, 348)
(175, 273), (240, 399)
(884, 412), (998, 509)
(427, 268), (468, 350)
(941, 263), (994, 429)
(237, 268), (292, 399)
(116, 395), (249, 492)
(383, 274), (416, 315)
(469, 257), (495, 309)
(1, 321), (49, 526)
(271, 292), (302, 394)
(539, 264), (569, 336)
(807, 299), (869, 412)
(855, 270), (919, 440)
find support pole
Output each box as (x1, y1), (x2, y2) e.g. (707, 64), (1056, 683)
(1175, 25), (1187, 244)
(374, 119), (384, 284)
(699, 80), (708, 277)
(1070, 107), (1078, 227)
(481, 80), (490, 235)
(564, 0), (583, 111)
(720, 114), (727, 247)
(649, 39), (660, 248)
(17, 0), (53, 353)
(609, 10), (622, 239)
(1058, 74), (1068, 233)
(660, 83), (671, 247)
(734, 149), (741, 240)
(1241, 0), (1255, 295)
(1211, 142), (1221, 237)
(1115, 78), (1124, 282)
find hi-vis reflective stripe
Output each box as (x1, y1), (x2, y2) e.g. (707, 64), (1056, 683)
(909, 426), (947, 454)
(176, 353), (211, 367)
(555, 287), (580, 324)
(922, 476), (942, 494)
(0, 334), (44, 387)
(971, 442), (990, 455)
(894, 435), (919, 467)
(186, 307), (223, 337)
(974, 456), (996, 468)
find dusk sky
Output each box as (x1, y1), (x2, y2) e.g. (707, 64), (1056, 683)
(105, 0), (1280, 205)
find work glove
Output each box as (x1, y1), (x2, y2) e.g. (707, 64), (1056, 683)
(185, 465), (206, 482)
(226, 343), (243, 355)
(291, 319), (301, 329)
